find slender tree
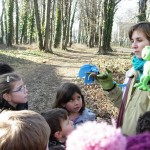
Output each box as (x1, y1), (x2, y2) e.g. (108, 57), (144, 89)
(20, 0), (28, 44)
(29, 8), (35, 44)
(69, 0), (78, 47)
(0, 0), (6, 44)
(49, 0), (56, 52)
(6, 0), (14, 46)
(98, 0), (121, 54)
(54, 1), (62, 48)
(138, 0), (148, 21)
(44, 0), (51, 51)
(14, 0), (19, 44)
(34, 0), (44, 50)
(64, 0), (72, 49)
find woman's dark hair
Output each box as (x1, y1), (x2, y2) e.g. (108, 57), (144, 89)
(53, 82), (85, 113)
(129, 22), (150, 41)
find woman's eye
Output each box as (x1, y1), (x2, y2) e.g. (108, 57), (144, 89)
(137, 39), (142, 42)
(131, 40), (134, 43)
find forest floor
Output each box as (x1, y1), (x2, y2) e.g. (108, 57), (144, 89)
(0, 44), (132, 121)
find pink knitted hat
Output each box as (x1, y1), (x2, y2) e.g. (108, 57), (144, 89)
(66, 121), (126, 150)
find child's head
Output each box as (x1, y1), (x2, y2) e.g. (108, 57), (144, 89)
(66, 121), (127, 150)
(0, 73), (28, 108)
(136, 111), (150, 134)
(0, 110), (50, 150)
(54, 82), (85, 114)
(41, 108), (74, 142)
(127, 132), (150, 150)
(0, 62), (14, 75)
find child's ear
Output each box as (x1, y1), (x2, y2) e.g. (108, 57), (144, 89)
(3, 93), (12, 102)
(54, 131), (63, 139)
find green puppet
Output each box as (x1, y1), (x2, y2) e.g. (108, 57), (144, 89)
(134, 46), (150, 91)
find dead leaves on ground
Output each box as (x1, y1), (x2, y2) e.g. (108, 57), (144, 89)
(77, 53), (132, 123)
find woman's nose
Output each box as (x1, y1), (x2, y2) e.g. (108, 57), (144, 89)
(132, 41), (137, 48)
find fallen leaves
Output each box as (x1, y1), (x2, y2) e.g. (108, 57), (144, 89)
(77, 52), (132, 123)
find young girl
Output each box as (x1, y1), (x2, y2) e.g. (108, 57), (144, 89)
(0, 73), (28, 111)
(0, 62), (28, 110)
(53, 82), (96, 126)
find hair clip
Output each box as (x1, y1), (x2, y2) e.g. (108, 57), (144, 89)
(6, 76), (10, 83)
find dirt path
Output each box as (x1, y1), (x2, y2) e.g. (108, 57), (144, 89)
(7, 44), (131, 113)
(20, 44), (98, 113)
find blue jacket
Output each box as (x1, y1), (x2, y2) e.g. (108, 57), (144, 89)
(74, 108), (96, 127)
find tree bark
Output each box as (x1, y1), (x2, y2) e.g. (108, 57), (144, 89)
(33, 0), (44, 50)
(138, 0), (148, 21)
(44, 0), (51, 51)
(54, 1), (62, 48)
(15, 0), (19, 44)
(69, 0), (78, 47)
(6, 0), (14, 46)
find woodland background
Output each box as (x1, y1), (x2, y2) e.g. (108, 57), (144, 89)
(0, 0), (149, 120)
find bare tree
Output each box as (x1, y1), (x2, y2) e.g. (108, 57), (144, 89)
(34, 0), (44, 50)
(138, 0), (148, 21)
(44, 0), (51, 52)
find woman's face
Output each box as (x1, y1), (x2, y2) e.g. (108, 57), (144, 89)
(131, 30), (150, 58)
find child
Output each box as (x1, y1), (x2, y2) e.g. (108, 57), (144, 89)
(0, 62), (28, 110)
(0, 110), (50, 150)
(53, 82), (96, 126)
(0, 73), (28, 111)
(41, 108), (74, 149)
(127, 132), (150, 150)
(0, 62), (14, 75)
(136, 111), (150, 134)
(66, 121), (127, 150)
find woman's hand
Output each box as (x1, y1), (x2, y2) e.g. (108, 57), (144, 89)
(89, 69), (114, 90)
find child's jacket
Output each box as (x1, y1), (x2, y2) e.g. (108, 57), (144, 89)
(74, 108), (96, 126)
(0, 100), (28, 112)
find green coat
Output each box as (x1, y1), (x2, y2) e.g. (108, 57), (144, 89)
(105, 68), (150, 135)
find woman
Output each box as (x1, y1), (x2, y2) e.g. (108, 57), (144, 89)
(91, 22), (150, 135)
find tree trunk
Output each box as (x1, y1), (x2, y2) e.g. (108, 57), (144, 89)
(49, 0), (56, 53)
(20, 0), (28, 44)
(61, 0), (68, 50)
(64, 0), (72, 49)
(54, 1), (62, 48)
(33, 0), (44, 50)
(0, 0), (5, 44)
(42, 0), (46, 27)
(29, 8), (35, 44)
(98, 0), (121, 54)
(69, 0), (78, 47)
(138, 0), (148, 21)
(6, 0), (14, 46)
(14, 0), (19, 44)
(44, 0), (51, 51)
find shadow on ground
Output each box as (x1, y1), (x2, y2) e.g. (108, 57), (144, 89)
(0, 53), (68, 113)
